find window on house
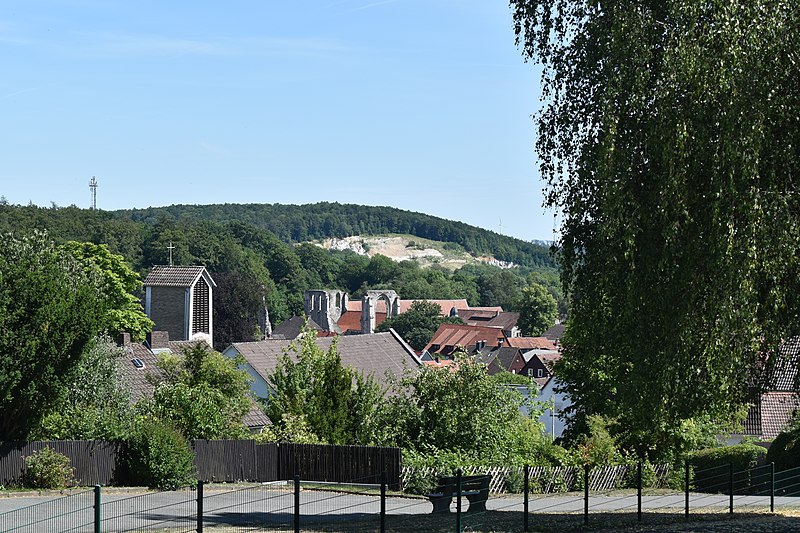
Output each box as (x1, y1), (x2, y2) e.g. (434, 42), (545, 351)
(527, 368), (533, 377)
(537, 368), (544, 378)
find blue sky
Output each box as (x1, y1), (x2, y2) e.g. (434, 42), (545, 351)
(0, 0), (554, 242)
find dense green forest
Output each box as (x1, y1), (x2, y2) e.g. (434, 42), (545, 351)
(0, 202), (561, 350)
(114, 202), (554, 269)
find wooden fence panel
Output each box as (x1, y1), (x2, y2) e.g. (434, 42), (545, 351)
(194, 439), (260, 482)
(255, 443), (279, 482)
(278, 443), (401, 488)
(1, 440), (401, 488)
(0, 441), (122, 486)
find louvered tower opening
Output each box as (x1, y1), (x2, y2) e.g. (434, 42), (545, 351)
(192, 280), (210, 335)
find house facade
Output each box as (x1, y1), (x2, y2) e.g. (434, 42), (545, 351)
(222, 329), (421, 401)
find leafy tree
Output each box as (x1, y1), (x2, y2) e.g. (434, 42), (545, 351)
(265, 326), (383, 445)
(31, 336), (133, 440)
(375, 300), (462, 351)
(511, 0), (800, 458)
(212, 270), (269, 351)
(516, 283), (558, 336)
(138, 343), (252, 440)
(62, 241), (153, 341)
(0, 232), (108, 439)
(376, 354), (547, 464)
(476, 268), (525, 310)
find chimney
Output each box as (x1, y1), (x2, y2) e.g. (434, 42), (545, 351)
(497, 338), (504, 348)
(116, 332), (131, 346)
(146, 330), (170, 349)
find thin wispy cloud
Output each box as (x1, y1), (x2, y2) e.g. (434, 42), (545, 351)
(63, 32), (350, 58)
(350, 0), (401, 12)
(0, 87), (40, 100)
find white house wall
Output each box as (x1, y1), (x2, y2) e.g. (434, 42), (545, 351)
(508, 380), (571, 440)
(222, 346), (271, 400)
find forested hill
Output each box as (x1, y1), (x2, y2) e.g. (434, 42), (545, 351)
(113, 203), (554, 269)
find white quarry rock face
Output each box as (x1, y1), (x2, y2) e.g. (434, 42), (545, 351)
(311, 235), (514, 269)
(318, 236), (443, 262)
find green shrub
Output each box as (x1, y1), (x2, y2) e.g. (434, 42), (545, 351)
(766, 425), (800, 472)
(23, 447), (75, 489)
(126, 418), (196, 490)
(504, 467), (525, 493)
(688, 443), (766, 493)
(401, 449), (490, 495)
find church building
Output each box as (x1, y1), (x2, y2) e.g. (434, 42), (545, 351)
(143, 265), (216, 347)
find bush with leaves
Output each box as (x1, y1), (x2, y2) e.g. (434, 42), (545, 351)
(266, 326), (383, 445)
(688, 443), (767, 493)
(31, 336), (133, 441)
(22, 447), (75, 489)
(138, 344), (252, 441)
(125, 418), (196, 490)
(377, 353), (554, 466)
(766, 414), (800, 472)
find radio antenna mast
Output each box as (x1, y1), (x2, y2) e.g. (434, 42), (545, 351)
(89, 176), (98, 210)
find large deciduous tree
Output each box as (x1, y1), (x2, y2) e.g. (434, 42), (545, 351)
(516, 283), (558, 336)
(511, 0), (800, 457)
(63, 241), (154, 341)
(0, 232), (108, 439)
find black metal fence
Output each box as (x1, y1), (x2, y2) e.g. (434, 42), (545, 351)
(0, 440), (401, 488)
(1, 463), (799, 532)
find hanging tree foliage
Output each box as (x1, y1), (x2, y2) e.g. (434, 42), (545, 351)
(511, 0), (800, 457)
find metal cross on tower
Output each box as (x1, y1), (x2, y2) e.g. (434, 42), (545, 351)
(167, 242), (175, 266)
(89, 176), (98, 210)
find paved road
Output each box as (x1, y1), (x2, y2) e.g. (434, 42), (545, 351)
(0, 486), (798, 532)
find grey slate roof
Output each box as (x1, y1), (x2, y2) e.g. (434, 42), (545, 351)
(228, 330), (421, 387)
(271, 316), (324, 340)
(144, 265), (215, 287)
(542, 323), (566, 342)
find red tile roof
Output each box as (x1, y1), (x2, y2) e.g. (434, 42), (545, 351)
(398, 299), (469, 315)
(744, 391), (799, 439)
(424, 323), (509, 356)
(336, 310), (388, 333)
(507, 337), (558, 350)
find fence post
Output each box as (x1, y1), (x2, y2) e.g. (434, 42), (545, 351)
(729, 462), (734, 514)
(94, 485), (101, 533)
(637, 461), (642, 522)
(294, 475), (300, 533)
(583, 464), (589, 526)
(684, 461), (690, 516)
(197, 479), (204, 533)
(381, 471), (386, 533)
(523, 465), (529, 532)
(456, 468), (463, 533)
(771, 462), (775, 513)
